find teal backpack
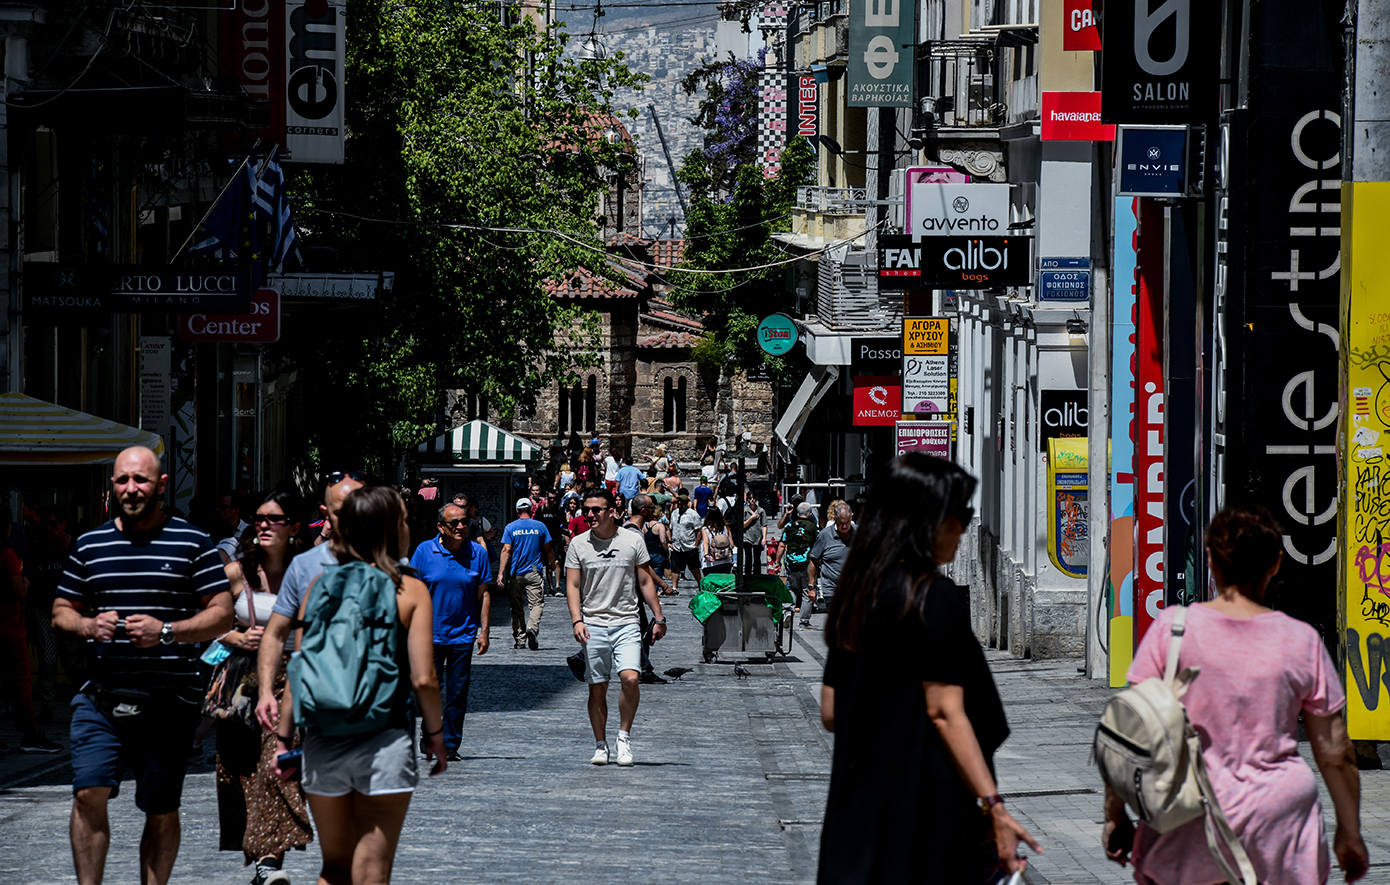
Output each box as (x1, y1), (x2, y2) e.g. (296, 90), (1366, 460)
(288, 560), (404, 738)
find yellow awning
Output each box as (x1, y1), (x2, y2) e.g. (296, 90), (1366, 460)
(0, 393), (165, 465)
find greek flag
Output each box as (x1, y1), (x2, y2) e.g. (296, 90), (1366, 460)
(254, 150), (303, 273)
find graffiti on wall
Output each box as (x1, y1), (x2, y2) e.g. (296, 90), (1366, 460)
(1109, 196), (1140, 686)
(1048, 438), (1089, 578)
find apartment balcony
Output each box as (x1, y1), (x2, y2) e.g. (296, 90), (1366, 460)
(792, 186), (867, 245)
(798, 11), (848, 67)
(915, 41), (1001, 130)
(815, 247), (902, 333)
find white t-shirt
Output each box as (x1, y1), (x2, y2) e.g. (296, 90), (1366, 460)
(604, 455), (620, 481)
(564, 527), (650, 627)
(701, 464), (716, 481)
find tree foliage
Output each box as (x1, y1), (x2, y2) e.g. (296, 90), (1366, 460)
(282, 0), (645, 472)
(679, 48), (765, 195)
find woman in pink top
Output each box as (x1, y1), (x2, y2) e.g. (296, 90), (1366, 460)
(1103, 506), (1368, 884)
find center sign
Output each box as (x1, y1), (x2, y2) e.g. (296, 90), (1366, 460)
(178, 288), (281, 343)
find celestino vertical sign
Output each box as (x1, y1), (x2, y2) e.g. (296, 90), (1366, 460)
(847, 0), (915, 107)
(286, 0), (346, 164)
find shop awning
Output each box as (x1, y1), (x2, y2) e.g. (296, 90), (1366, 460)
(417, 419), (541, 463)
(0, 393), (165, 465)
(774, 365), (841, 452)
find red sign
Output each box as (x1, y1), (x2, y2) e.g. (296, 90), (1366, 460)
(1041, 92), (1116, 142)
(1062, 0), (1102, 51)
(220, 0), (286, 151)
(178, 288), (280, 343)
(853, 376), (902, 426)
(1132, 202), (1165, 648)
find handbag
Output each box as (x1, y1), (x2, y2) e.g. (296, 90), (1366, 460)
(202, 590), (261, 729)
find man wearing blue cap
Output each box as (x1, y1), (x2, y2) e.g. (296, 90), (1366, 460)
(498, 499), (556, 650)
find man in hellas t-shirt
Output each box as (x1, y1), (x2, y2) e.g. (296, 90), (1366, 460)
(566, 488), (666, 767)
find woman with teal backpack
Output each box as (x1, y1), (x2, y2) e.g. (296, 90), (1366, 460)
(276, 485), (447, 884)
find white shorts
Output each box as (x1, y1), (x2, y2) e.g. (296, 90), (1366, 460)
(302, 727), (419, 797)
(584, 622), (642, 684)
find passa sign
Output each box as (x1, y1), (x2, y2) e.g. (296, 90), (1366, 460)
(178, 288), (280, 343)
(879, 234), (1029, 288)
(1101, 0), (1216, 124)
(1063, 0), (1102, 50)
(907, 182), (1011, 238)
(1041, 92), (1115, 141)
(852, 376), (902, 426)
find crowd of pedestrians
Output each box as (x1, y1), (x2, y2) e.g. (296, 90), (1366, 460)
(3, 436), (1371, 885)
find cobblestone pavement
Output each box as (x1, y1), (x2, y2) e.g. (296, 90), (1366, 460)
(3, 598), (1390, 884)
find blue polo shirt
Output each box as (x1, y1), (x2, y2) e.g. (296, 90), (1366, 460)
(410, 535), (491, 645)
(692, 484), (714, 517)
(501, 518), (551, 575)
(616, 464), (644, 499)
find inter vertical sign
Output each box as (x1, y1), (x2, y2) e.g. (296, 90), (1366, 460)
(847, 0), (915, 107)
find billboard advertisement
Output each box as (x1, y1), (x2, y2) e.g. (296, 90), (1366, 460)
(1109, 196), (1140, 686)
(847, 0), (915, 107)
(286, 0), (347, 163)
(1100, 0), (1216, 124)
(906, 182), (1011, 238)
(221, 0), (286, 151)
(1132, 200), (1165, 650)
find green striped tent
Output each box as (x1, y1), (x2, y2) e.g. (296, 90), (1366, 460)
(417, 419), (541, 463)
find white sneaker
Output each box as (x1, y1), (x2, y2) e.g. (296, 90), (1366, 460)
(590, 745), (610, 765)
(615, 735), (633, 766)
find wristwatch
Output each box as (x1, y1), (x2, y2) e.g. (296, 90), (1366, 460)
(652, 618), (667, 625)
(979, 794), (1005, 814)
(159, 621), (176, 646)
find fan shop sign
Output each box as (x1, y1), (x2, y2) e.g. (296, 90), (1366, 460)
(178, 288), (281, 343)
(23, 264), (252, 319)
(852, 376), (902, 426)
(878, 234), (1029, 289)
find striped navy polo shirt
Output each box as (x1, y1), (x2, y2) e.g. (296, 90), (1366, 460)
(57, 516), (230, 706)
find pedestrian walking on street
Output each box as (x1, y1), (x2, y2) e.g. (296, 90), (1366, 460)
(692, 475), (714, 517)
(497, 498), (555, 650)
(277, 485), (447, 885)
(575, 446), (598, 490)
(565, 488), (667, 766)
(255, 472), (366, 735)
(780, 502), (819, 617)
(700, 506), (735, 576)
(603, 444), (622, 495)
(409, 502), (492, 763)
(806, 503), (855, 623)
(53, 445), (235, 885)
(818, 454), (1039, 884)
(740, 489), (767, 575)
(668, 494), (704, 593)
(1103, 506), (1369, 884)
(622, 495), (674, 685)
(215, 491), (313, 885)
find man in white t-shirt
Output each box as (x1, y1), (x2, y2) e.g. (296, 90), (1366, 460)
(566, 488), (666, 766)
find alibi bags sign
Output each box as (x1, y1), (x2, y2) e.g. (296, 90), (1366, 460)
(878, 234), (1029, 289)
(1101, 0), (1216, 124)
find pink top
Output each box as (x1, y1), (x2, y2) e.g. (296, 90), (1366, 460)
(1127, 604), (1345, 885)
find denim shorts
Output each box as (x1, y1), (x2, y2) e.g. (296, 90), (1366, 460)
(302, 727), (419, 797)
(584, 622), (642, 684)
(70, 693), (200, 814)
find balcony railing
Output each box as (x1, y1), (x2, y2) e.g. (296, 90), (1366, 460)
(816, 247), (902, 332)
(915, 41), (1001, 128)
(797, 185), (868, 214)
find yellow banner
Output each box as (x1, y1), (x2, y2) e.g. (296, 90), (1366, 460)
(903, 317), (949, 354)
(1340, 181), (1390, 738)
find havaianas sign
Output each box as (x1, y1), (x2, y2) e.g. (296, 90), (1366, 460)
(757, 313), (799, 356)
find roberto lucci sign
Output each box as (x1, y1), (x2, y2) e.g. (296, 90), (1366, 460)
(877, 234), (1029, 289)
(1101, 0), (1215, 124)
(23, 265), (252, 317)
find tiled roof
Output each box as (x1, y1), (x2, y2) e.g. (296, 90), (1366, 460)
(543, 265), (642, 300)
(637, 330), (701, 349)
(645, 308), (703, 332)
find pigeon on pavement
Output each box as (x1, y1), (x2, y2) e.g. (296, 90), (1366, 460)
(734, 663), (752, 680)
(664, 667), (693, 680)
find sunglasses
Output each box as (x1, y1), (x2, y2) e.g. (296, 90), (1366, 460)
(582, 505), (608, 515)
(325, 471), (369, 486)
(254, 513), (290, 526)
(440, 518), (467, 528)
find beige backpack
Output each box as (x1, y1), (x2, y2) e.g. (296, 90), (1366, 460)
(1094, 607), (1257, 885)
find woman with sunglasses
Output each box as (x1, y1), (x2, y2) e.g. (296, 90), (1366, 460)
(817, 454), (1041, 883)
(217, 491), (314, 885)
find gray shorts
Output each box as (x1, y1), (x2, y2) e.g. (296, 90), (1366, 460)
(584, 622), (642, 684)
(302, 727), (419, 797)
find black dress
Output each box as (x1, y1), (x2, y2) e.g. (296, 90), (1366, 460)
(818, 573), (1010, 884)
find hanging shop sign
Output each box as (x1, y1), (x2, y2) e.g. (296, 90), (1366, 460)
(906, 182), (1011, 238)
(791, 73), (819, 160)
(852, 376), (902, 426)
(285, 0), (346, 164)
(1041, 92), (1115, 141)
(139, 336), (173, 456)
(756, 313), (799, 356)
(267, 272), (391, 301)
(23, 264), (252, 317)
(1062, 0), (1102, 51)
(881, 235), (1029, 289)
(896, 420), (953, 458)
(1040, 257), (1092, 302)
(851, 336), (902, 372)
(1101, 0), (1216, 124)
(178, 288), (281, 343)
(902, 316), (949, 355)
(901, 317), (957, 418)
(1040, 389), (1089, 452)
(1116, 126), (1188, 196)
(222, 0), (285, 152)
(847, 0), (916, 107)
(903, 168), (971, 234)
(1046, 437), (1089, 578)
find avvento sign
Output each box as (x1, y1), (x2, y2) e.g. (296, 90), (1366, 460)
(907, 182), (1011, 238)
(878, 234), (1029, 289)
(1101, 0), (1215, 124)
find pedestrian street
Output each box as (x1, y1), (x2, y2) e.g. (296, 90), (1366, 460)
(3, 599), (1390, 884)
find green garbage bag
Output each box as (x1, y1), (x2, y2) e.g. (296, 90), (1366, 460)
(699, 572), (736, 594)
(743, 575), (794, 611)
(688, 591), (723, 624)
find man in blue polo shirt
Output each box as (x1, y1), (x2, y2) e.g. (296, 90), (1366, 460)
(615, 454), (645, 502)
(691, 476), (715, 518)
(410, 501), (492, 762)
(498, 499), (555, 651)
